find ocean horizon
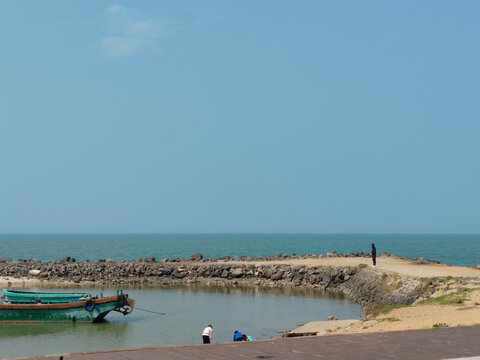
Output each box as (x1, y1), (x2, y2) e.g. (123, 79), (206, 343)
(1, 233), (478, 266)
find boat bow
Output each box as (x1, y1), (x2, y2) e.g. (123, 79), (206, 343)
(114, 294), (135, 316)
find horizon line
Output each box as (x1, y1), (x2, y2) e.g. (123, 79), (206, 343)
(1, 232), (480, 236)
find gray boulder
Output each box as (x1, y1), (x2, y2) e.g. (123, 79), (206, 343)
(190, 253), (203, 261)
(271, 270), (285, 281)
(231, 268), (244, 277)
(172, 269), (186, 278)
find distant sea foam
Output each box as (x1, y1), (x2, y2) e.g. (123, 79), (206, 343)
(0, 233), (478, 266)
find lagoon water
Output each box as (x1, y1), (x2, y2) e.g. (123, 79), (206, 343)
(0, 234), (480, 358)
(0, 233), (477, 357)
(0, 233), (479, 266)
(0, 285), (362, 359)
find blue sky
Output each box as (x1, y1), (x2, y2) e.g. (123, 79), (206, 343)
(0, 1), (479, 233)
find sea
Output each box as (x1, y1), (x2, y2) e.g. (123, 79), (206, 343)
(0, 233), (478, 266)
(0, 233), (478, 358)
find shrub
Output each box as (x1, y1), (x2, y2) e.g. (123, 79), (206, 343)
(365, 304), (382, 317)
(377, 317), (400, 322)
(381, 304), (408, 314)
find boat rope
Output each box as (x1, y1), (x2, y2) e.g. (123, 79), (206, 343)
(134, 306), (166, 315)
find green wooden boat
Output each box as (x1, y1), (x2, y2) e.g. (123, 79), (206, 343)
(2, 289), (90, 304)
(0, 289), (134, 323)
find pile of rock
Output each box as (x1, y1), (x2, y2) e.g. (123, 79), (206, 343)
(0, 259), (356, 292)
(0, 255), (423, 306)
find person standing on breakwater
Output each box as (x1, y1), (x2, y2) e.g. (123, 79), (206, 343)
(371, 243), (376, 267)
(202, 324), (213, 344)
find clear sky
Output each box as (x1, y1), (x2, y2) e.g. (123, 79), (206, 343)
(0, 1), (479, 233)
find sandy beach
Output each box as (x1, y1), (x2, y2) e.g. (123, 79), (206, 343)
(290, 288), (480, 336)
(256, 256), (480, 336)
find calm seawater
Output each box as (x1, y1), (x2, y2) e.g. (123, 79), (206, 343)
(0, 234), (478, 266)
(0, 285), (362, 359)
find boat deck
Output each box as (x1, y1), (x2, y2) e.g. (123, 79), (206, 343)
(11, 325), (480, 360)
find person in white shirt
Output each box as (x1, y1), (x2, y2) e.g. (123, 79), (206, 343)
(202, 324), (213, 344)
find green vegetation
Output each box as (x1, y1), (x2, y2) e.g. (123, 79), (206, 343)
(364, 304), (382, 317)
(432, 323), (448, 328)
(377, 317), (400, 322)
(420, 289), (468, 306)
(387, 317), (400, 322)
(381, 304), (408, 314)
(365, 304), (408, 317)
(358, 263), (368, 269)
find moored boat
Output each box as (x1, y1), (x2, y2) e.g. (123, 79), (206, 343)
(2, 289), (90, 304)
(0, 289), (134, 323)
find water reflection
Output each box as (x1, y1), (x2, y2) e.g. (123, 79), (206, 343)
(9, 282), (346, 299)
(0, 284), (362, 359)
(0, 322), (130, 339)
(0, 323), (77, 338)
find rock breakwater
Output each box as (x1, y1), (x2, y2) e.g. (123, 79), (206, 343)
(0, 253), (425, 306)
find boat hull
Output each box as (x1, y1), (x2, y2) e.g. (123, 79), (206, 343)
(2, 289), (90, 304)
(0, 295), (133, 323)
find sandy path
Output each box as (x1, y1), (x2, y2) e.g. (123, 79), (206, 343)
(224, 257), (480, 279)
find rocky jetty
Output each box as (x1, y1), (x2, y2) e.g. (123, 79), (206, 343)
(0, 253), (427, 306)
(336, 267), (422, 306)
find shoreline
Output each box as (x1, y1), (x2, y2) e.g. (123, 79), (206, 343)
(1, 254), (479, 338)
(0, 255), (433, 306)
(2, 254), (479, 300)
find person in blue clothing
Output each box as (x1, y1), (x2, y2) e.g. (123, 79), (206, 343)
(233, 331), (244, 341)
